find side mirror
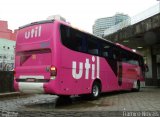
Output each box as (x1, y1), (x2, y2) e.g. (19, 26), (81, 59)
(144, 64), (149, 72)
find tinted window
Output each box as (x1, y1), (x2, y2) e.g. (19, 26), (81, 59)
(60, 25), (85, 52)
(100, 41), (118, 60)
(87, 36), (99, 55)
(61, 24), (101, 55)
(101, 42), (110, 58)
(120, 50), (140, 65)
(60, 24), (141, 64)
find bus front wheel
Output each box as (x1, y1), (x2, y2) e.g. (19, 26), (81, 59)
(133, 80), (140, 92)
(136, 80), (140, 92)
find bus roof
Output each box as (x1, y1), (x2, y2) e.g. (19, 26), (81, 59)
(19, 19), (114, 43)
(115, 43), (142, 56)
(19, 19), (55, 29)
(18, 19), (142, 57)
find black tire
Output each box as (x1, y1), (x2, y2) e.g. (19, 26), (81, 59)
(80, 94), (90, 100)
(134, 80), (140, 92)
(136, 80), (140, 92)
(91, 82), (101, 99)
(56, 95), (72, 106)
(58, 95), (70, 99)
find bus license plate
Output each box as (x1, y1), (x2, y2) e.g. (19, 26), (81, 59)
(26, 78), (36, 82)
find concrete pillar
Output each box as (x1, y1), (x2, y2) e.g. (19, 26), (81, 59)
(151, 49), (158, 86)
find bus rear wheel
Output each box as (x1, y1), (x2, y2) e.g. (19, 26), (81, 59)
(91, 82), (101, 99)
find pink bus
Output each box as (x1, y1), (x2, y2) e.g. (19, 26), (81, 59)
(14, 20), (146, 99)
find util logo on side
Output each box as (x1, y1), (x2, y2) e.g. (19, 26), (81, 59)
(72, 56), (100, 79)
(25, 26), (42, 39)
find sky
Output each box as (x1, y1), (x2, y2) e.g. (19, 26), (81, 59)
(0, 0), (159, 33)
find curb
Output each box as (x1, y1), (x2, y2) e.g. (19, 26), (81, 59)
(143, 86), (160, 88)
(0, 92), (21, 98)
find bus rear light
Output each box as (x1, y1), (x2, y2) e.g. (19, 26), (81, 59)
(50, 66), (56, 71)
(50, 66), (57, 76)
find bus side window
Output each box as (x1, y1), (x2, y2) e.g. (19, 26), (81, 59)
(88, 49), (98, 55)
(66, 27), (70, 38)
(60, 25), (84, 52)
(121, 51), (128, 63)
(101, 42), (111, 58)
(102, 52), (108, 57)
(103, 45), (116, 60)
(87, 36), (99, 56)
(101, 42), (118, 60)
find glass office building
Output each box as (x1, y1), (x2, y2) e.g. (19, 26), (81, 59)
(93, 13), (130, 37)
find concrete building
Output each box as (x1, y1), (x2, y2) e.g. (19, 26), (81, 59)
(0, 20), (16, 71)
(93, 13), (130, 37)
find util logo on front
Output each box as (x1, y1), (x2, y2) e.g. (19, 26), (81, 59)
(72, 56), (100, 79)
(25, 26), (42, 39)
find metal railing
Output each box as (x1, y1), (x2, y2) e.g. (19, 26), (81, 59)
(104, 3), (160, 36)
